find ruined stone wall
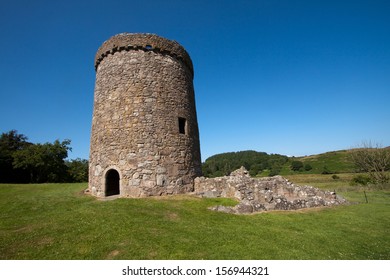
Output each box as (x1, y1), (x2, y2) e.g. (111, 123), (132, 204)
(195, 167), (347, 214)
(89, 33), (202, 197)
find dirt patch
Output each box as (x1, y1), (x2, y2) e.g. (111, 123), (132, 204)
(12, 225), (35, 233)
(36, 236), (54, 246)
(165, 211), (180, 221)
(106, 249), (120, 259)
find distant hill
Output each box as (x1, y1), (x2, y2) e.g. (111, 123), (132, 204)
(281, 150), (356, 175)
(202, 150), (288, 177)
(202, 149), (357, 177)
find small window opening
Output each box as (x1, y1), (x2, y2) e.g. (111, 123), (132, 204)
(145, 45), (153, 50)
(178, 117), (187, 134)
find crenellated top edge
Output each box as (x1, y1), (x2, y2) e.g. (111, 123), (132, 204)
(94, 33), (194, 77)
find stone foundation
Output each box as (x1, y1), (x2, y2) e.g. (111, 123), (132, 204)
(194, 167), (348, 214)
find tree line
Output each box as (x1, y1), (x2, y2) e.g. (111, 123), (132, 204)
(2, 130), (388, 186)
(0, 130), (88, 183)
(202, 146), (390, 186)
(202, 150), (288, 177)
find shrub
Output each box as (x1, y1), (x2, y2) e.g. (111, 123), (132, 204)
(332, 174), (340, 180)
(269, 167), (281, 176)
(304, 164), (313, 171)
(350, 174), (371, 186)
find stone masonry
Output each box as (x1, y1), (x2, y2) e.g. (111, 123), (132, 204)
(89, 33), (202, 197)
(194, 167), (348, 214)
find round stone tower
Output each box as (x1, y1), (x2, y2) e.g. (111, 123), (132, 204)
(89, 33), (202, 197)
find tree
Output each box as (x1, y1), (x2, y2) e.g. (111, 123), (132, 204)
(0, 130), (30, 182)
(304, 164), (313, 171)
(269, 165), (282, 176)
(201, 151), (287, 178)
(350, 142), (390, 185)
(268, 154), (288, 174)
(13, 139), (71, 183)
(249, 163), (262, 177)
(1, 130), (91, 183)
(66, 158), (89, 182)
(12, 144), (46, 182)
(291, 160), (304, 171)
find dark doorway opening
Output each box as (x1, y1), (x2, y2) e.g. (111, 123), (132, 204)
(105, 169), (120, 196)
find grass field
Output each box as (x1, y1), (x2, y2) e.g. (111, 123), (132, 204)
(0, 178), (389, 260)
(284, 173), (359, 190)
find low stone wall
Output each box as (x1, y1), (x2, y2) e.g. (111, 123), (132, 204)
(194, 167), (347, 214)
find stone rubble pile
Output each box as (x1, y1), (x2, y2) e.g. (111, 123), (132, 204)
(194, 166), (347, 214)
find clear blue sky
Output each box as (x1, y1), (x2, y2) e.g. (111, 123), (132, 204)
(0, 0), (389, 161)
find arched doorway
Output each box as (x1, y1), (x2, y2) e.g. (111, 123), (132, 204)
(105, 169), (120, 196)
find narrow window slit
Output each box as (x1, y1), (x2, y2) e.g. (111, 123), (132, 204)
(178, 117), (187, 134)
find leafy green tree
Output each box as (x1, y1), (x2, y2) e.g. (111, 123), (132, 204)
(249, 163), (262, 177)
(269, 165), (282, 176)
(304, 164), (313, 171)
(66, 158), (89, 182)
(0, 130), (30, 182)
(13, 139), (71, 183)
(268, 154), (288, 175)
(1, 130), (91, 183)
(202, 150), (287, 177)
(291, 160), (304, 171)
(201, 162), (212, 177)
(13, 144), (45, 182)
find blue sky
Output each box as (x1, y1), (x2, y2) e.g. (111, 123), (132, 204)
(0, 0), (389, 161)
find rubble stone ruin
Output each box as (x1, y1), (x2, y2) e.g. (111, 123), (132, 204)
(89, 33), (202, 197)
(88, 33), (347, 213)
(195, 167), (347, 214)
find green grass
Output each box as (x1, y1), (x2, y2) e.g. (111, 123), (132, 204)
(0, 181), (389, 260)
(284, 173), (356, 189)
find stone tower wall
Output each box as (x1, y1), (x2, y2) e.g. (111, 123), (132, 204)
(89, 33), (202, 197)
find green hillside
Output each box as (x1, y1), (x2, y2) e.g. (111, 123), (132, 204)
(202, 149), (356, 177)
(280, 150), (356, 175)
(202, 150), (288, 177)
